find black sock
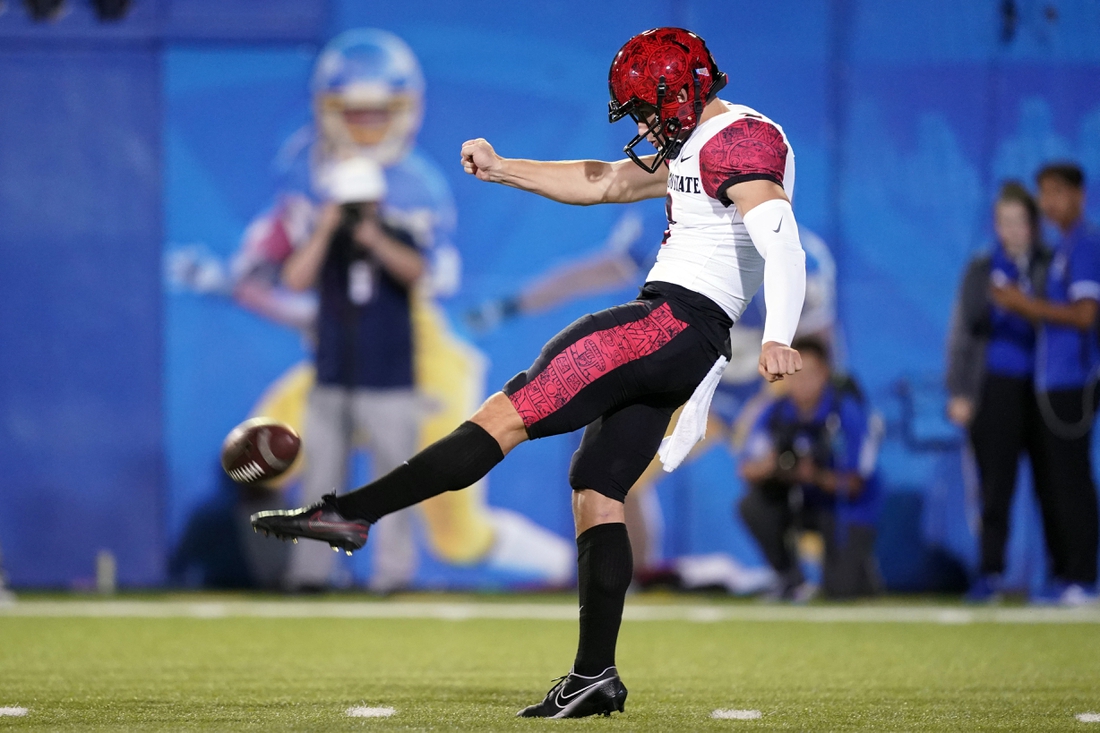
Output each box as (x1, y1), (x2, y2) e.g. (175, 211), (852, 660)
(332, 421), (505, 524)
(573, 522), (632, 676)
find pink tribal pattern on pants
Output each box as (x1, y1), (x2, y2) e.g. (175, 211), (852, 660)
(508, 302), (689, 427)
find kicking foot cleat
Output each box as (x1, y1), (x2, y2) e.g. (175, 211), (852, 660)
(516, 666), (627, 719)
(250, 494), (370, 553)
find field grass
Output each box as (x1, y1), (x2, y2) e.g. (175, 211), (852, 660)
(2, 594), (1099, 731)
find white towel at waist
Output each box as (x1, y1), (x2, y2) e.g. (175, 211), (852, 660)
(657, 356), (728, 472)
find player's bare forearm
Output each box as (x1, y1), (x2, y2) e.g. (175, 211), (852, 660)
(460, 138), (666, 205)
(497, 158), (666, 205)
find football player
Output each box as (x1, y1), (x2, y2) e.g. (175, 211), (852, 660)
(253, 28), (806, 717)
(464, 217), (838, 572)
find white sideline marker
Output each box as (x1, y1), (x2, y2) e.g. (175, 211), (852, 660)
(1078, 713), (1100, 723)
(0, 708), (28, 717)
(711, 709), (762, 720)
(346, 706), (395, 718)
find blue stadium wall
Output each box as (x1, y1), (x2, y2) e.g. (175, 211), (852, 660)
(1, 0), (1099, 590)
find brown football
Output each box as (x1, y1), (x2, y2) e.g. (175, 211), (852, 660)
(221, 417), (301, 485)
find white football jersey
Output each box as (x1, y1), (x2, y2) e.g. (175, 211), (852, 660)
(645, 102), (796, 322)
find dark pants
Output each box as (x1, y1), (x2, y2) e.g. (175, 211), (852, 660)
(969, 375), (1057, 577)
(1036, 386), (1100, 585)
(739, 486), (880, 599)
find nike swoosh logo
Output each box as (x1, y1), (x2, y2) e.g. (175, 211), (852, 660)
(555, 679), (604, 706)
(306, 513), (369, 533)
(680, 154), (694, 162)
(773, 218), (783, 233)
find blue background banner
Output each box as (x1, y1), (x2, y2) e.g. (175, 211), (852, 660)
(2, 0), (1099, 591)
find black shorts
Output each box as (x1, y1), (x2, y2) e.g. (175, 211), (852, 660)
(503, 281), (733, 502)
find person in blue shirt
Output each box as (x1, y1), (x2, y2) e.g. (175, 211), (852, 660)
(281, 156), (427, 592)
(991, 163), (1100, 605)
(946, 182), (1054, 601)
(738, 336), (882, 600)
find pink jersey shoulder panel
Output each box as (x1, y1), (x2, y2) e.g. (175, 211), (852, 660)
(699, 117), (788, 205)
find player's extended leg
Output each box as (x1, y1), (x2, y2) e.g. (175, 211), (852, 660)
(249, 391), (525, 551)
(252, 288), (724, 560)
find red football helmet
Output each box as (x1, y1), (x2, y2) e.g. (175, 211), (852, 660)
(608, 28), (727, 172)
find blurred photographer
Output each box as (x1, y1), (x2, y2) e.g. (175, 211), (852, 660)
(737, 337), (883, 600)
(280, 156), (426, 592)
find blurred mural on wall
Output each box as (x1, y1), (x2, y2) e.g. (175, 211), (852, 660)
(1, 0), (1099, 590)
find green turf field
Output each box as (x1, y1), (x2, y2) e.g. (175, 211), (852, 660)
(2, 594), (1099, 731)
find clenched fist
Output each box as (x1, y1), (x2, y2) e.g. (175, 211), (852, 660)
(758, 341), (803, 382)
(461, 138), (503, 182)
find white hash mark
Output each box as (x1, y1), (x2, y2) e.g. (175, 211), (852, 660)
(0, 708), (28, 717)
(1078, 713), (1100, 723)
(711, 708), (762, 720)
(346, 706), (395, 718)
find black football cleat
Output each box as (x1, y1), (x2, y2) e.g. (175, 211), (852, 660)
(250, 494), (369, 554)
(516, 666), (627, 719)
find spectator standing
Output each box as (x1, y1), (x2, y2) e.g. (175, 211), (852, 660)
(280, 156), (426, 592)
(991, 163), (1100, 605)
(946, 181), (1054, 601)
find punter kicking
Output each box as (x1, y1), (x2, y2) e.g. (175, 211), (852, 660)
(253, 27), (806, 719)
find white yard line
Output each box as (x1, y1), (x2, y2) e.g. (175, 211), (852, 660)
(711, 708), (762, 719)
(346, 706), (395, 717)
(0, 708), (28, 717)
(2, 599), (1099, 623)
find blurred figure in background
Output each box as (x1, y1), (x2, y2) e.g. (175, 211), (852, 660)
(170, 29), (573, 587)
(991, 163), (1100, 605)
(945, 181), (1054, 602)
(280, 157), (425, 592)
(738, 337), (883, 600)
